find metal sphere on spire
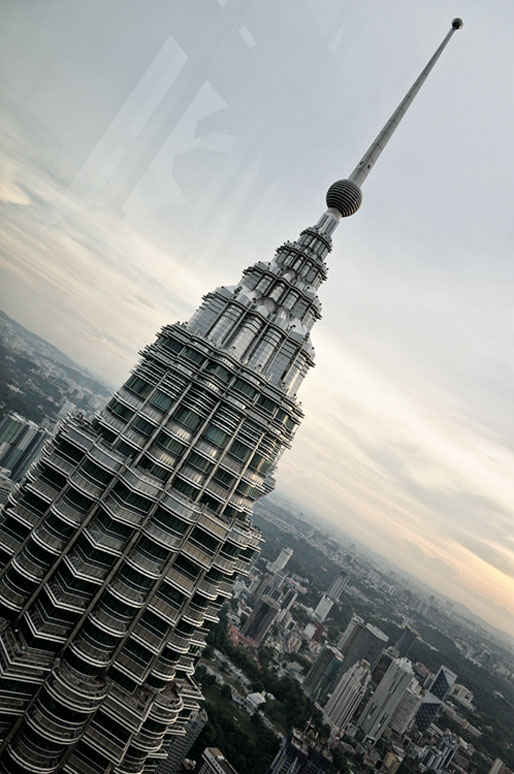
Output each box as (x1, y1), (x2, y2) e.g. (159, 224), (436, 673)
(326, 179), (363, 218)
(452, 18), (464, 29)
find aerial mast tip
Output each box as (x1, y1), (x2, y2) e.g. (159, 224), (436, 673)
(452, 18), (463, 30)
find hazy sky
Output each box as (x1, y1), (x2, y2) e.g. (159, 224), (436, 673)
(1, 0), (513, 635)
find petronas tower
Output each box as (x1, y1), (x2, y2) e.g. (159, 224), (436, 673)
(0, 19), (462, 774)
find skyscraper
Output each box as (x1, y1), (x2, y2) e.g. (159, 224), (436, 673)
(357, 657), (416, 743)
(394, 625), (418, 658)
(388, 677), (423, 736)
(327, 571), (349, 603)
(340, 622), (389, 674)
(0, 17), (462, 774)
(268, 729), (333, 774)
(323, 660), (371, 736)
(0, 413), (49, 483)
(303, 645), (344, 704)
(155, 709), (207, 774)
(269, 547), (293, 574)
(415, 665), (457, 733)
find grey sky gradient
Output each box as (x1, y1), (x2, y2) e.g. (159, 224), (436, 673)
(1, 0), (513, 634)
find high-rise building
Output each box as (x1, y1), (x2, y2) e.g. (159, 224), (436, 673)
(0, 413), (49, 482)
(241, 571), (294, 642)
(303, 645), (344, 704)
(388, 678), (423, 736)
(357, 658), (415, 742)
(268, 729), (333, 774)
(415, 666), (457, 733)
(327, 570), (349, 603)
(394, 625), (418, 658)
(337, 615), (364, 653)
(155, 710), (207, 774)
(0, 17), (462, 774)
(313, 594), (333, 623)
(269, 547), (293, 574)
(197, 747), (239, 774)
(340, 622), (389, 674)
(323, 660), (371, 736)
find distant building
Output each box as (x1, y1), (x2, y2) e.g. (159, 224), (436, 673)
(420, 731), (459, 771)
(270, 547), (293, 574)
(327, 570), (349, 602)
(313, 594), (333, 623)
(155, 710), (208, 774)
(394, 625), (418, 658)
(268, 728), (333, 773)
(358, 658), (415, 743)
(241, 594), (281, 643)
(324, 660), (371, 736)
(242, 572), (296, 643)
(303, 645), (344, 704)
(450, 683), (474, 711)
(337, 616), (365, 653)
(198, 747), (239, 774)
(0, 412), (49, 482)
(415, 666), (457, 733)
(388, 677), (423, 735)
(339, 621), (388, 674)
(382, 746), (405, 774)
(488, 759), (506, 774)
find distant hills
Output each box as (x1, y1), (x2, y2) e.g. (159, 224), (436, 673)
(0, 309), (110, 397)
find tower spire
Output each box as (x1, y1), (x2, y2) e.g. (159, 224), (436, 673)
(324, 18), (463, 222)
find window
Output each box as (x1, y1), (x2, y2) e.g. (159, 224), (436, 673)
(199, 493), (221, 513)
(125, 375), (152, 398)
(111, 483), (152, 513)
(160, 336), (183, 353)
(190, 527), (219, 553)
(150, 390), (174, 413)
(133, 416), (155, 437)
(136, 536), (168, 562)
(152, 507), (188, 536)
(236, 481), (259, 498)
(228, 439), (251, 462)
(205, 361), (231, 382)
(173, 406), (202, 431)
(115, 440), (137, 458)
(171, 478), (198, 499)
(203, 424), (228, 448)
(63, 486), (94, 513)
(233, 379), (257, 400)
(155, 432), (186, 457)
(107, 399), (134, 421)
(174, 555), (201, 580)
(248, 453), (272, 474)
(94, 508), (133, 539)
(256, 395), (277, 414)
(81, 460), (113, 486)
(98, 425), (117, 443)
(40, 464), (67, 489)
(139, 456), (169, 481)
(182, 347), (205, 365)
(212, 469), (235, 490)
(187, 452), (213, 473)
(55, 439), (85, 463)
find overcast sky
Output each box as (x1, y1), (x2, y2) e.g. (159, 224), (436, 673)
(1, 0), (513, 636)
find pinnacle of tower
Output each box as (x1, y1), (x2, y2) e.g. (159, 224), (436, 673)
(325, 18), (463, 220)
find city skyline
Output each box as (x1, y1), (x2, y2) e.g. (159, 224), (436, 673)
(1, 1), (513, 636)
